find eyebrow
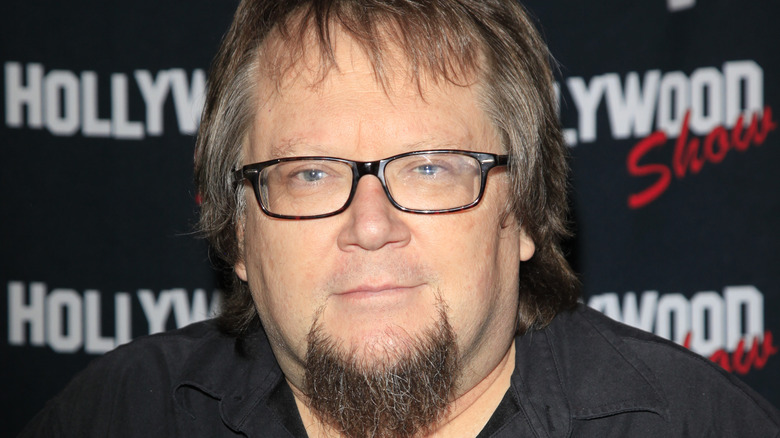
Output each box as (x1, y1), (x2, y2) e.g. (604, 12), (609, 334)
(267, 137), (467, 159)
(268, 140), (328, 158)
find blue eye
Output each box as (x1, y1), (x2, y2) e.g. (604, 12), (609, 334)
(291, 168), (328, 183)
(414, 164), (443, 176)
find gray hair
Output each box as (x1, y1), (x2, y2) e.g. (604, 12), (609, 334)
(194, 0), (579, 338)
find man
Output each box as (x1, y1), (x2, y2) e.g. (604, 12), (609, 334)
(22, 0), (780, 437)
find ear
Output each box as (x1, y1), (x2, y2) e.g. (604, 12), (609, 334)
(518, 229), (535, 262)
(234, 218), (248, 281)
(500, 210), (535, 262)
(235, 260), (248, 282)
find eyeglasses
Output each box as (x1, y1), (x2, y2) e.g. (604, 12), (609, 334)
(233, 149), (508, 219)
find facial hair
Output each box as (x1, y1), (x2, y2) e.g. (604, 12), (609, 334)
(302, 306), (459, 438)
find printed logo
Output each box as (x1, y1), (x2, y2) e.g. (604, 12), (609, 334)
(668, 0), (696, 12)
(4, 62), (205, 139)
(7, 281), (221, 354)
(558, 60), (777, 208)
(589, 285), (779, 374)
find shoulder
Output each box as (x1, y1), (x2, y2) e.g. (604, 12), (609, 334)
(20, 320), (238, 437)
(102, 318), (226, 361)
(554, 304), (780, 435)
(71, 319), (229, 388)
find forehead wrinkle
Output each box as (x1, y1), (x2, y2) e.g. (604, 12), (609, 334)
(252, 27), (496, 163)
(268, 138), (475, 161)
(254, 69), (492, 161)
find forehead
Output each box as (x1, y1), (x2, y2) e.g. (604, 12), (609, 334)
(256, 10), (484, 100)
(249, 26), (495, 159)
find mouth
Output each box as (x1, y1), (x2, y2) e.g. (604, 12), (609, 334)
(322, 282), (435, 332)
(334, 283), (424, 300)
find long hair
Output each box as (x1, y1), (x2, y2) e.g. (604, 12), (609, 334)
(194, 0), (579, 338)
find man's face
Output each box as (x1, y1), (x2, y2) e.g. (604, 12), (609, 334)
(235, 31), (535, 398)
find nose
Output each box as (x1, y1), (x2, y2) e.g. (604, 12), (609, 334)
(337, 175), (411, 251)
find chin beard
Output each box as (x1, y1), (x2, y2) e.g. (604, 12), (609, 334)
(302, 306), (460, 438)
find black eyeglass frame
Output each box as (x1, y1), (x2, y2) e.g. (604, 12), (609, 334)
(233, 149), (509, 220)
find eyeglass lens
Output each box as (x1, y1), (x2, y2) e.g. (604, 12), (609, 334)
(258, 152), (483, 217)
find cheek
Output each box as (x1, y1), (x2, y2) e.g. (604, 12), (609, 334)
(426, 211), (520, 330)
(246, 210), (332, 284)
(242, 214), (336, 348)
(424, 214), (500, 299)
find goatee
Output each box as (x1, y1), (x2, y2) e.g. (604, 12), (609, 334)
(303, 306), (459, 438)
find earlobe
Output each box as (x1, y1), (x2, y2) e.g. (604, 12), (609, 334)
(499, 210), (535, 261)
(519, 230), (535, 262)
(234, 218), (248, 281)
(235, 260), (248, 282)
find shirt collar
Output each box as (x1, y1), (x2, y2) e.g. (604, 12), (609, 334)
(172, 324), (286, 433)
(508, 304), (669, 437)
(172, 305), (669, 437)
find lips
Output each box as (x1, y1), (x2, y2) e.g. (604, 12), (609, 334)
(335, 283), (422, 298)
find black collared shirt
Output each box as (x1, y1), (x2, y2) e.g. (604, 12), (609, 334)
(21, 304), (780, 437)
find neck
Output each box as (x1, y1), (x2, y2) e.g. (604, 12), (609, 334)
(291, 341), (516, 438)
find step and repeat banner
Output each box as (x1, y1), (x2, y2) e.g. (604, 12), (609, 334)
(3, 0), (778, 435)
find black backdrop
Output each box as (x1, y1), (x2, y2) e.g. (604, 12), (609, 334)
(3, 1), (778, 435)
